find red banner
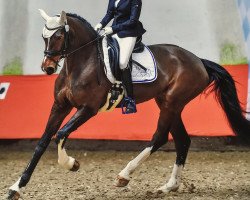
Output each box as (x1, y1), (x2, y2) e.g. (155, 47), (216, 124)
(0, 65), (248, 140)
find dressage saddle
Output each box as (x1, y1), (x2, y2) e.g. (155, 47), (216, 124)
(106, 36), (146, 81)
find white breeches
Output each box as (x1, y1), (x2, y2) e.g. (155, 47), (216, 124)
(112, 34), (137, 70)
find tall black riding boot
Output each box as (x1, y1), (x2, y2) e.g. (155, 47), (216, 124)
(121, 67), (137, 114)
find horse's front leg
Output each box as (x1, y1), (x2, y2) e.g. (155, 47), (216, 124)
(8, 102), (72, 200)
(55, 105), (96, 171)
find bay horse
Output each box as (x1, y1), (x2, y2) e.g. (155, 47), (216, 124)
(8, 10), (250, 199)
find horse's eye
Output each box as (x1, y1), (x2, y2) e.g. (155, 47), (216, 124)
(54, 32), (63, 40)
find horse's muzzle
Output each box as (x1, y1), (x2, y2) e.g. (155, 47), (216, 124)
(45, 66), (56, 75)
(41, 57), (58, 75)
(41, 65), (57, 75)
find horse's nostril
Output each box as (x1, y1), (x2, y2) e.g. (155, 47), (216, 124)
(46, 67), (55, 75)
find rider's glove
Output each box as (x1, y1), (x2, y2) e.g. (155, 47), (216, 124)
(94, 23), (102, 32)
(104, 27), (113, 35)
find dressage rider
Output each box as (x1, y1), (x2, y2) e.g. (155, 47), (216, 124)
(95, 0), (146, 114)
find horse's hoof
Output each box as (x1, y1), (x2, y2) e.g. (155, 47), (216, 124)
(115, 175), (130, 187)
(7, 190), (20, 200)
(157, 185), (179, 193)
(70, 159), (80, 172)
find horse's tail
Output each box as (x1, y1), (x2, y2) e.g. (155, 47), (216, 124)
(201, 58), (250, 143)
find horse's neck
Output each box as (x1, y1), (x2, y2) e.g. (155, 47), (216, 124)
(63, 17), (108, 88)
(65, 18), (98, 76)
(64, 49), (97, 77)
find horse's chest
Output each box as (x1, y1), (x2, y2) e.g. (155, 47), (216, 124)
(57, 86), (74, 104)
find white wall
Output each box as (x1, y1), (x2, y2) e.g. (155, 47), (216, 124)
(0, 0), (28, 72)
(142, 0), (245, 60)
(0, 1), (3, 70)
(0, 0), (246, 74)
(237, 0), (250, 119)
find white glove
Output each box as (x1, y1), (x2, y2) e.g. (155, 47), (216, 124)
(94, 23), (102, 32)
(104, 27), (113, 35)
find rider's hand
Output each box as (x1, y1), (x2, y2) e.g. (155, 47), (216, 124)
(94, 23), (102, 32)
(104, 27), (113, 35)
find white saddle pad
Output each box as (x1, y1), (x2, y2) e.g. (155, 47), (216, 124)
(102, 36), (158, 84)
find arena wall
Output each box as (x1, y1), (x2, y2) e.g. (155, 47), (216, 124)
(0, 0), (249, 140)
(0, 65), (248, 140)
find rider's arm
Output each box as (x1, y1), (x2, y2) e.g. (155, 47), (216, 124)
(112, 0), (142, 33)
(100, 0), (115, 27)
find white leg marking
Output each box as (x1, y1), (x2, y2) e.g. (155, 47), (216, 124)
(119, 147), (153, 180)
(9, 178), (21, 192)
(158, 164), (183, 193)
(58, 139), (75, 170)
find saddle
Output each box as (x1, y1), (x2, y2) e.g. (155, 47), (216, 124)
(99, 35), (157, 112)
(106, 36), (145, 81)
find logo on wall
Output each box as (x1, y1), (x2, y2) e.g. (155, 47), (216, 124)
(0, 83), (10, 100)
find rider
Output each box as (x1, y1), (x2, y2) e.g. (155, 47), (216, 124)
(95, 0), (146, 114)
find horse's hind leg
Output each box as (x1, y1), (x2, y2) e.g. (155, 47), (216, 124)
(158, 117), (191, 192)
(116, 92), (183, 187)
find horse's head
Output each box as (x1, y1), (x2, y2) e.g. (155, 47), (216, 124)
(39, 9), (69, 75)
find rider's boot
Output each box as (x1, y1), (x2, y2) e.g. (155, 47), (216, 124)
(121, 66), (137, 114)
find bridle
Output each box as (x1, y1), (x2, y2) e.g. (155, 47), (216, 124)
(42, 23), (104, 70)
(43, 24), (70, 58)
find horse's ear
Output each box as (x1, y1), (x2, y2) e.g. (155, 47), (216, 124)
(60, 11), (67, 24)
(39, 9), (50, 21)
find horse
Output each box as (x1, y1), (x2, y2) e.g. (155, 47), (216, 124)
(7, 10), (250, 199)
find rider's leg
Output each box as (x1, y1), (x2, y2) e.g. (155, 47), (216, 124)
(115, 36), (137, 70)
(113, 34), (137, 114)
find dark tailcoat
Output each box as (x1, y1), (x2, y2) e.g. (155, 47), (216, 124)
(100, 0), (146, 38)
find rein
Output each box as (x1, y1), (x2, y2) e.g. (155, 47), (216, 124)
(65, 34), (104, 57)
